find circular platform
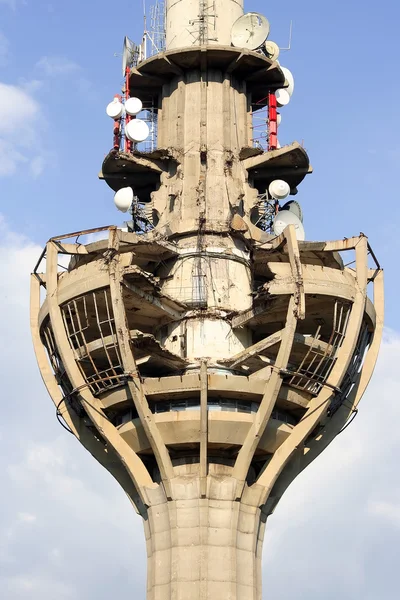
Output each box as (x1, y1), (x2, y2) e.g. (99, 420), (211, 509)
(130, 45), (285, 104)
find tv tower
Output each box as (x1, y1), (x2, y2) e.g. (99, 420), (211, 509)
(31, 1), (384, 598)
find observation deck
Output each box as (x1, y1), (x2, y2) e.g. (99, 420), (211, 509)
(32, 226), (382, 504)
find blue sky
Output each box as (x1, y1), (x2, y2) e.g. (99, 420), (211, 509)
(0, 1), (399, 599)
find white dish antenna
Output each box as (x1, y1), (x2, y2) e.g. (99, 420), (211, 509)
(125, 119), (150, 143)
(231, 13), (270, 51)
(273, 210), (305, 241)
(269, 179), (290, 200)
(281, 66), (295, 96)
(125, 97), (143, 116)
(265, 40), (280, 61)
(281, 200), (303, 222)
(275, 88), (291, 107)
(122, 36), (136, 77)
(106, 98), (124, 119)
(114, 187), (134, 213)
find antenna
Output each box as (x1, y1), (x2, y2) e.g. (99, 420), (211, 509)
(125, 119), (150, 143)
(269, 180), (290, 200)
(280, 20), (293, 51)
(106, 98), (124, 119)
(125, 97), (143, 116)
(142, 1), (166, 59)
(231, 13), (270, 51)
(281, 66), (295, 96)
(273, 209), (305, 241)
(280, 200), (303, 223)
(114, 187), (134, 212)
(276, 88), (290, 107)
(264, 40), (280, 61)
(122, 36), (137, 76)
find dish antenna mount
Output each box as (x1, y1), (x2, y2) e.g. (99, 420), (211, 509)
(122, 36), (137, 76)
(231, 13), (270, 51)
(273, 210), (305, 241)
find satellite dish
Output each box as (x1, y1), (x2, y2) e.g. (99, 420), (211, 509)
(269, 179), (290, 200)
(273, 210), (305, 241)
(125, 97), (143, 116)
(277, 112), (282, 126)
(231, 13), (270, 51)
(125, 119), (150, 143)
(281, 66), (295, 96)
(275, 88), (290, 107)
(265, 40), (280, 61)
(106, 98), (124, 119)
(122, 36), (136, 77)
(281, 200), (303, 223)
(114, 187), (134, 213)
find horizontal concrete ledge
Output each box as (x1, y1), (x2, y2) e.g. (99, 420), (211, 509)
(130, 45), (285, 104)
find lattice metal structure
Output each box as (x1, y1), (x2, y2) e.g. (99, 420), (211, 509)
(147, 1), (166, 56)
(32, 2), (384, 599)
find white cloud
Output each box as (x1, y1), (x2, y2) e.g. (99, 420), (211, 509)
(35, 55), (92, 94)
(17, 513), (37, 524)
(0, 140), (27, 175)
(0, 82), (39, 136)
(35, 56), (80, 77)
(368, 499), (400, 528)
(19, 79), (44, 94)
(0, 82), (46, 177)
(30, 155), (45, 178)
(4, 575), (76, 599)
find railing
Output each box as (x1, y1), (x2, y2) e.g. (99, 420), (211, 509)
(113, 400), (297, 426)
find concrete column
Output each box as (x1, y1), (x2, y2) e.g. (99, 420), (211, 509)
(144, 496), (265, 600)
(155, 73), (250, 229)
(154, 4), (255, 369)
(158, 235), (253, 361)
(166, 0), (244, 49)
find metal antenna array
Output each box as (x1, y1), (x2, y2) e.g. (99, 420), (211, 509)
(189, 1), (217, 45)
(199, 0), (208, 44)
(143, 1), (166, 58)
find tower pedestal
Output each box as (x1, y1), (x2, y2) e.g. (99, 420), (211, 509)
(144, 468), (265, 600)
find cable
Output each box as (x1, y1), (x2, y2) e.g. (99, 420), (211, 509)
(337, 409), (358, 436)
(56, 398), (74, 435)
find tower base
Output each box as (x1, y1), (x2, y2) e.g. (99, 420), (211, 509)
(144, 465), (265, 600)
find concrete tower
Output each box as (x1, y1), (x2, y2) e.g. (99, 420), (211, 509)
(31, 1), (384, 598)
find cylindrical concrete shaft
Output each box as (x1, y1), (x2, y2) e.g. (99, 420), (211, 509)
(166, 0), (244, 49)
(144, 498), (266, 600)
(153, 67), (255, 361)
(155, 72), (253, 228)
(158, 236), (253, 361)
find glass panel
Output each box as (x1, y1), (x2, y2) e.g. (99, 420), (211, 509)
(220, 400), (236, 412)
(186, 399), (200, 411)
(237, 401), (251, 414)
(208, 399), (221, 411)
(171, 402), (186, 412)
